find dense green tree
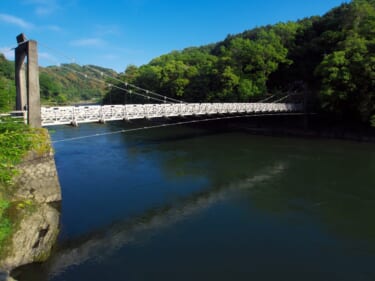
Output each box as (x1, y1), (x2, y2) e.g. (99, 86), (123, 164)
(217, 66), (240, 100)
(0, 55), (15, 112)
(315, 0), (375, 123)
(0, 77), (11, 111)
(136, 65), (163, 91)
(228, 31), (290, 96)
(39, 72), (63, 102)
(122, 64), (139, 82)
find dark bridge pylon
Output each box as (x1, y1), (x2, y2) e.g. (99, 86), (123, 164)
(15, 33), (41, 128)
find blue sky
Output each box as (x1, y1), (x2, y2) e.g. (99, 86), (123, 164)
(1, 0), (347, 72)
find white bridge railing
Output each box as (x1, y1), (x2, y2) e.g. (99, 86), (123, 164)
(41, 103), (303, 126)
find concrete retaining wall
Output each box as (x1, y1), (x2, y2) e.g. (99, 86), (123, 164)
(13, 152), (62, 203)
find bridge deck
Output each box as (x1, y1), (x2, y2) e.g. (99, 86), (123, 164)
(41, 103), (302, 126)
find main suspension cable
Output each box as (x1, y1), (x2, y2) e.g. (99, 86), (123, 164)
(59, 64), (167, 103)
(38, 41), (183, 104)
(83, 65), (184, 104)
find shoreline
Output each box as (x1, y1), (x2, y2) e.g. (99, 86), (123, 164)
(187, 114), (375, 143)
(237, 126), (375, 143)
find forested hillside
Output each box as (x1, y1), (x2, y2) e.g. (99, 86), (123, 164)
(40, 64), (116, 105)
(0, 54), (16, 112)
(0, 57), (116, 112)
(105, 0), (374, 125)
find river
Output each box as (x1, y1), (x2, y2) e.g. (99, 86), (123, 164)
(14, 119), (375, 281)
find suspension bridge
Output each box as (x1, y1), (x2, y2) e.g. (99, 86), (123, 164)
(10, 34), (304, 129)
(41, 103), (301, 127)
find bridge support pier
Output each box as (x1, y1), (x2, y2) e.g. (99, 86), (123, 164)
(15, 33), (41, 128)
(70, 120), (79, 127)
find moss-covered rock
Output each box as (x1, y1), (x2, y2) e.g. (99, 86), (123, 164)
(0, 203), (60, 271)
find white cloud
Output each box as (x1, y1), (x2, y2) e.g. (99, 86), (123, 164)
(45, 25), (63, 32)
(0, 47), (15, 61)
(70, 38), (106, 47)
(36, 7), (54, 15)
(101, 54), (118, 60)
(94, 25), (122, 37)
(0, 14), (34, 29)
(24, 0), (60, 16)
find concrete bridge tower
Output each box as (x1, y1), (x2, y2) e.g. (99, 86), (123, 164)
(15, 33), (41, 128)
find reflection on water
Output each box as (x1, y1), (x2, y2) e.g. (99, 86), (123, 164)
(18, 163), (285, 280)
(13, 120), (375, 281)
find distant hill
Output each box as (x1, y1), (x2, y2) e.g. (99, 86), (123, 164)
(0, 55), (118, 111)
(39, 64), (118, 105)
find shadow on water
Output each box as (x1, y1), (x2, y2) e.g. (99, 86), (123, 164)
(13, 162), (287, 281)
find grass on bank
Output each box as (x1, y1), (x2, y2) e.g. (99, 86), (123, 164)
(0, 117), (50, 185)
(0, 199), (11, 250)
